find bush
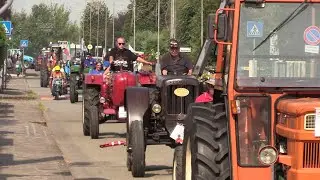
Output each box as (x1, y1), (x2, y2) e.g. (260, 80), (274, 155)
(0, 23), (6, 68)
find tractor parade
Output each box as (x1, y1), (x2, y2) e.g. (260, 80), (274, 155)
(1, 0), (320, 179)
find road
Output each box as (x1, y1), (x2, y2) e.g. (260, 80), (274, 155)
(26, 70), (174, 180)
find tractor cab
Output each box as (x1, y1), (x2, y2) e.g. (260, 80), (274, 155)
(180, 0), (320, 180)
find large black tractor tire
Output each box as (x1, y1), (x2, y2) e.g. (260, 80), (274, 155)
(182, 103), (231, 180)
(82, 95), (90, 136)
(69, 74), (79, 103)
(89, 105), (99, 139)
(173, 145), (183, 180)
(129, 120), (146, 177)
(41, 69), (49, 87)
(40, 71), (44, 87)
(84, 86), (100, 139)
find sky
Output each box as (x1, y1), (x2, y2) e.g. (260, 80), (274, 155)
(12, 0), (130, 24)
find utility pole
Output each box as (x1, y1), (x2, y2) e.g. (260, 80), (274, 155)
(105, 4), (108, 52)
(89, 3), (92, 43)
(170, 0), (176, 38)
(157, 0), (160, 62)
(201, 0), (203, 45)
(133, 0), (136, 50)
(97, 6), (100, 57)
(112, 2), (115, 48)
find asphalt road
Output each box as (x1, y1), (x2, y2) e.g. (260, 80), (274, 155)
(26, 70), (174, 180)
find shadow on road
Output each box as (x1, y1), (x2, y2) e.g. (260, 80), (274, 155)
(0, 102), (71, 180)
(99, 132), (126, 139)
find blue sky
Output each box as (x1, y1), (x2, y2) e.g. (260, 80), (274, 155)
(12, 0), (130, 24)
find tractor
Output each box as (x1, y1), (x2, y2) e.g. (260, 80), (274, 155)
(69, 44), (86, 103)
(82, 62), (156, 139)
(40, 44), (63, 87)
(125, 57), (204, 177)
(178, 0), (320, 180)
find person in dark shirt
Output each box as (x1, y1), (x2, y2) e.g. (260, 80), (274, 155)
(160, 39), (193, 75)
(104, 37), (153, 74)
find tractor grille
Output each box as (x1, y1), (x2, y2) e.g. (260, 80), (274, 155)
(304, 114), (315, 130)
(303, 142), (320, 168)
(166, 85), (196, 114)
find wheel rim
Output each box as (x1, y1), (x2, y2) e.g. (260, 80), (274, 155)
(185, 138), (192, 180)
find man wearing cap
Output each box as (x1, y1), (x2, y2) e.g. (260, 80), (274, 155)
(160, 39), (193, 75)
(195, 74), (215, 103)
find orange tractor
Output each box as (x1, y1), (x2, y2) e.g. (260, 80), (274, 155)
(178, 0), (320, 180)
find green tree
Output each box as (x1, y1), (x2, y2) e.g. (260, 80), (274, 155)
(10, 3), (80, 56)
(81, 1), (111, 49)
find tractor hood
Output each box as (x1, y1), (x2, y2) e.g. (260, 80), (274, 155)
(277, 98), (320, 116)
(156, 75), (199, 87)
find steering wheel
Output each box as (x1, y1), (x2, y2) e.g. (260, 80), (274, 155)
(162, 64), (189, 75)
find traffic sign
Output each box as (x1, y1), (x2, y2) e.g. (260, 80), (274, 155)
(247, 21), (264, 38)
(303, 26), (320, 46)
(20, 40), (28, 48)
(87, 44), (93, 50)
(180, 47), (191, 53)
(1, 21), (12, 36)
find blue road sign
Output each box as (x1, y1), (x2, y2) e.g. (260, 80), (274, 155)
(20, 40), (29, 48)
(1, 21), (12, 36)
(247, 21), (264, 38)
(303, 26), (320, 46)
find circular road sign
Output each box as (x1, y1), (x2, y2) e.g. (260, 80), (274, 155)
(87, 44), (93, 50)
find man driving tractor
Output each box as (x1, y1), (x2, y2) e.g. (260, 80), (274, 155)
(160, 39), (193, 75)
(104, 37), (153, 75)
(49, 65), (66, 95)
(84, 53), (96, 69)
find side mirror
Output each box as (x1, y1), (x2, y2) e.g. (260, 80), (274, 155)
(216, 13), (227, 41)
(208, 13), (228, 41)
(207, 14), (215, 39)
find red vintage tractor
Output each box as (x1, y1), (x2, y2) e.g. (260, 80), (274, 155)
(82, 64), (156, 139)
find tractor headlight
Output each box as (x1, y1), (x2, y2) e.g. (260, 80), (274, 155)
(258, 145), (278, 165)
(152, 103), (161, 113)
(100, 97), (106, 103)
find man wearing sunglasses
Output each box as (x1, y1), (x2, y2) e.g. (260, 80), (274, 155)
(104, 37), (153, 74)
(160, 39), (193, 75)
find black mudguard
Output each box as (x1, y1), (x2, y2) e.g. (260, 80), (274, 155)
(125, 87), (150, 131)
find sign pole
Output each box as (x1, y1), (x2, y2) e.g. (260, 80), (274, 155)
(310, 7), (316, 78)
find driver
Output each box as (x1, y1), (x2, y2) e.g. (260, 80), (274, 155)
(160, 39), (193, 75)
(49, 65), (66, 92)
(104, 37), (153, 75)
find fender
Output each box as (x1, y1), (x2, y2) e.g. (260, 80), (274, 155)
(125, 87), (150, 131)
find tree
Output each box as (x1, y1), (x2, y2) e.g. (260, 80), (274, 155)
(10, 3), (80, 56)
(81, 1), (111, 50)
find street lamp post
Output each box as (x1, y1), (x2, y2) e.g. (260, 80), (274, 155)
(133, 0), (136, 50)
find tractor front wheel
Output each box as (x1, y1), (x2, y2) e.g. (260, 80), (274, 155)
(129, 121), (146, 177)
(82, 96), (89, 136)
(84, 86), (100, 139)
(182, 103), (231, 180)
(173, 145), (183, 180)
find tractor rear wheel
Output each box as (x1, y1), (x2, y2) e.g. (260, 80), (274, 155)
(84, 86), (100, 139)
(69, 74), (79, 103)
(129, 121), (145, 177)
(182, 103), (231, 180)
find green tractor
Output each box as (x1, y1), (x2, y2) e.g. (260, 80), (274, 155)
(69, 44), (90, 103)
